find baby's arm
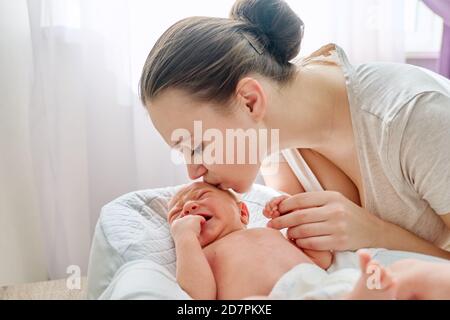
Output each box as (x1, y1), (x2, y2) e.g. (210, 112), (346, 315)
(265, 196), (334, 270)
(171, 215), (216, 300)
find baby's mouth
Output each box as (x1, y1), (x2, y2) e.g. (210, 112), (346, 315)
(196, 213), (213, 222)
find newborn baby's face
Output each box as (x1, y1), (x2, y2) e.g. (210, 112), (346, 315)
(168, 182), (249, 247)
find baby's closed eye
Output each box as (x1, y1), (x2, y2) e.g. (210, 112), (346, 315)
(168, 208), (182, 224)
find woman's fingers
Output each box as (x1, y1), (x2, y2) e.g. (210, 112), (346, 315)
(357, 250), (373, 273)
(278, 191), (339, 214)
(286, 222), (332, 239)
(268, 207), (328, 230)
(294, 235), (336, 251)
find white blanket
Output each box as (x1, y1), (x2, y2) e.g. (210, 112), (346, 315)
(98, 248), (448, 300)
(270, 263), (359, 300)
(271, 249), (450, 300)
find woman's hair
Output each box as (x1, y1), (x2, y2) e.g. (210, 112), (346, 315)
(139, 0), (304, 106)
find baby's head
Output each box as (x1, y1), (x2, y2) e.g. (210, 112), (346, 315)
(167, 182), (249, 247)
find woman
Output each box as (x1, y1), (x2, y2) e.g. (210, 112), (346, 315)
(139, 0), (450, 259)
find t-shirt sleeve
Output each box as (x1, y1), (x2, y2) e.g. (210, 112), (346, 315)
(399, 92), (450, 215)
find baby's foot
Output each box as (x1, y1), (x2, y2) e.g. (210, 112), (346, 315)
(263, 195), (289, 219)
(346, 250), (397, 300)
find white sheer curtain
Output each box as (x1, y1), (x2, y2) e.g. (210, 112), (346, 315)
(291, 0), (406, 63)
(0, 0), (405, 284)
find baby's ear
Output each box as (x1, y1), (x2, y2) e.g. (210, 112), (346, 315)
(239, 202), (250, 225)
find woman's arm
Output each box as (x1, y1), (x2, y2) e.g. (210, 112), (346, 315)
(268, 191), (450, 259)
(442, 213), (450, 230)
(376, 217), (450, 260)
(395, 93), (450, 258)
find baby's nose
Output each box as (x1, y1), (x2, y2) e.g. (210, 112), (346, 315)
(183, 202), (198, 215)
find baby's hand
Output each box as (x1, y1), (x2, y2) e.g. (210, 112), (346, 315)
(170, 214), (206, 242)
(263, 195), (289, 219)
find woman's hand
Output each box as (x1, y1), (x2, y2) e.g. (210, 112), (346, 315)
(265, 191), (384, 251)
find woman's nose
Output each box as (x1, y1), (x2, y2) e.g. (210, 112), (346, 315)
(183, 201), (198, 215)
(186, 164), (207, 180)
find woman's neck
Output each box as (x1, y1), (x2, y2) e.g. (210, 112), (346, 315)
(265, 63), (351, 153)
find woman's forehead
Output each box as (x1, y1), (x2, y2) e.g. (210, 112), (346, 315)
(149, 89), (203, 116)
(148, 95), (216, 142)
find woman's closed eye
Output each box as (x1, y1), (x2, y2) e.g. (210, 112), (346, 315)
(191, 143), (203, 157)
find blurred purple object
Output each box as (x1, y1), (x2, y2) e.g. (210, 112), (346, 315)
(423, 0), (450, 78)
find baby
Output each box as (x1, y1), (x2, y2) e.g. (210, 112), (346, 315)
(168, 182), (448, 300)
(167, 182), (335, 300)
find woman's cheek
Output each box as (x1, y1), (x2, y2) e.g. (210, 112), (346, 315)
(234, 181), (251, 194)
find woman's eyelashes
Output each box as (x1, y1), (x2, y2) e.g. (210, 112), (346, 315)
(191, 142), (203, 157)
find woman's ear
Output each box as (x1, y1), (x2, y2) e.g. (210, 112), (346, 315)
(235, 77), (267, 122)
(239, 202), (250, 225)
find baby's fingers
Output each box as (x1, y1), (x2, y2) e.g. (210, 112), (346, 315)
(186, 214), (206, 226)
(263, 205), (278, 218)
(263, 206), (272, 218)
(264, 200), (277, 218)
(270, 196), (289, 216)
(266, 196), (286, 209)
(263, 196), (289, 218)
(271, 195), (289, 208)
(263, 203), (278, 218)
(197, 215), (207, 225)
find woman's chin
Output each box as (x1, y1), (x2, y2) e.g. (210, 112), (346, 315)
(233, 187), (246, 194)
(232, 182), (252, 194)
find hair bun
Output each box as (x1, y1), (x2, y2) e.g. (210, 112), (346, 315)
(230, 0), (304, 63)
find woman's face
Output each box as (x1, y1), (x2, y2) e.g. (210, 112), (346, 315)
(147, 88), (265, 193)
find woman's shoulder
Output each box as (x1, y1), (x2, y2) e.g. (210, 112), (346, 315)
(349, 61), (450, 123)
(296, 43), (340, 68)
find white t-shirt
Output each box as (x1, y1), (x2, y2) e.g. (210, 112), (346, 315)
(284, 44), (450, 249)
